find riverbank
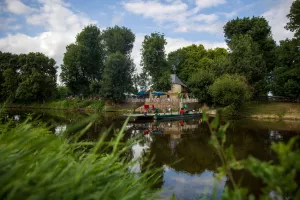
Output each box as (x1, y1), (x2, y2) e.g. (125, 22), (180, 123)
(242, 101), (300, 120)
(1, 99), (143, 113)
(2, 99), (105, 112)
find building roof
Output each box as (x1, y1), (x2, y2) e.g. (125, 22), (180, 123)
(171, 74), (187, 87)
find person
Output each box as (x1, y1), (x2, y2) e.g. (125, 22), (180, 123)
(143, 108), (147, 116)
(180, 108), (184, 115)
(152, 104), (155, 112)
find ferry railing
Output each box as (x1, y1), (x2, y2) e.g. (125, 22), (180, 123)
(124, 98), (199, 103)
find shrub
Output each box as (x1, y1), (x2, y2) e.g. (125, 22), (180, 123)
(209, 74), (252, 107)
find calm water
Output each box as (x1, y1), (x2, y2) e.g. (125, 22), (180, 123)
(4, 109), (300, 199)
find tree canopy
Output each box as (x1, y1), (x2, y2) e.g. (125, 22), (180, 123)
(286, 0), (300, 37)
(101, 52), (135, 101)
(0, 51), (57, 102)
(141, 32), (169, 90)
(102, 26), (135, 56)
(224, 16), (276, 72)
(60, 25), (104, 97)
(60, 25), (136, 100)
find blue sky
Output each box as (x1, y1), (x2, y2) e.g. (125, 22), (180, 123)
(0, 0), (295, 74)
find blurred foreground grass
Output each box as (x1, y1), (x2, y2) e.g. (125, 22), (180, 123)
(0, 116), (159, 200)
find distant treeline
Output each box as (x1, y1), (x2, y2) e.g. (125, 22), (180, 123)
(1, 0), (300, 105)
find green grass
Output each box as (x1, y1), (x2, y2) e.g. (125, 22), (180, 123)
(242, 101), (300, 119)
(3, 99), (105, 111)
(0, 117), (159, 200)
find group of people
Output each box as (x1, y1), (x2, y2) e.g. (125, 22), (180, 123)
(140, 104), (189, 116)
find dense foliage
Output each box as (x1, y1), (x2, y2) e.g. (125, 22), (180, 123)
(224, 16), (276, 72)
(140, 32), (170, 90)
(227, 35), (267, 96)
(60, 25), (135, 100)
(0, 52), (57, 102)
(286, 0), (300, 37)
(60, 25), (104, 97)
(272, 38), (300, 98)
(209, 74), (252, 107)
(101, 52), (135, 101)
(202, 111), (300, 200)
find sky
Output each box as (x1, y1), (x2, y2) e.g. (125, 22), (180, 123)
(0, 0), (295, 76)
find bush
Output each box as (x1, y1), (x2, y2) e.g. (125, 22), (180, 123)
(209, 74), (252, 107)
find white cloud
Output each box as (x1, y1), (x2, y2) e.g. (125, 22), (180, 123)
(5, 0), (35, 15)
(262, 0), (294, 42)
(123, 0), (222, 33)
(0, 0), (97, 71)
(194, 0), (227, 9)
(124, 0), (188, 23)
(132, 34), (227, 73)
(191, 14), (219, 23)
(0, 18), (22, 30)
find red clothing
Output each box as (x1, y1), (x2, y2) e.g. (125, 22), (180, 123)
(180, 109), (184, 115)
(180, 121), (184, 126)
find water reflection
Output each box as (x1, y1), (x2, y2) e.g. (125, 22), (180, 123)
(4, 109), (300, 199)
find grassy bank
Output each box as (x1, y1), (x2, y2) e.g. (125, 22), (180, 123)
(0, 118), (158, 199)
(242, 101), (300, 120)
(2, 99), (143, 113)
(3, 99), (105, 112)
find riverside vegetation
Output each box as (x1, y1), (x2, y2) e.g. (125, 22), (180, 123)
(1, 0), (300, 117)
(1, 108), (300, 199)
(0, 115), (160, 200)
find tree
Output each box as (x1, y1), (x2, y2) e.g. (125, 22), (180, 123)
(228, 35), (267, 96)
(187, 69), (215, 104)
(271, 38), (300, 98)
(101, 52), (135, 101)
(0, 52), (20, 100)
(141, 32), (169, 90)
(209, 74), (252, 107)
(60, 25), (104, 96)
(224, 16), (276, 72)
(167, 44), (208, 82)
(16, 52), (57, 102)
(167, 45), (228, 83)
(286, 0), (300, 37)
(156, 70), (171, 91)
(137, 71), (151, 92)
(1, 68), (19, 98)
(102, 26), (135, 56)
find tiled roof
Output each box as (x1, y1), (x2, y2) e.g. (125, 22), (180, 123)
(171, 74), (187, 87)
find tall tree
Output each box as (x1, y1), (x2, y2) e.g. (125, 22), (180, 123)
(0, 52), (20, 100)
(286, 0), (300, 37)
(102, 26), (135, 56)
(228, 35), (267, 96)
(224, 16), (276, 72)
(167, 45), (228, 83)
(271, 38), (300, 98)
(16, 52), (57, 102)
(60, 25), (104, 96)
(101, 52), (135, 101)
(141, 32), (169, 90)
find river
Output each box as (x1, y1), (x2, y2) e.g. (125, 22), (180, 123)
(4, 109), (300, 199)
